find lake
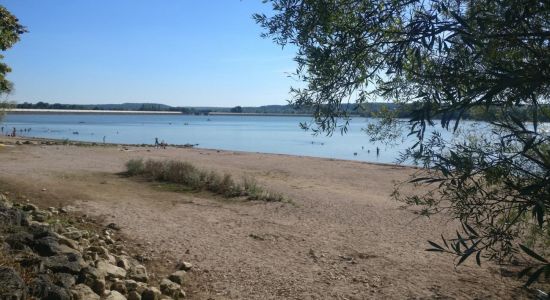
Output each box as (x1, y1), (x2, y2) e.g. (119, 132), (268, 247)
(1, 113), (465, 164)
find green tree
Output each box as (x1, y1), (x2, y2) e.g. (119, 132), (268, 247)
(230, 106), (243, 113)
(0, 5), (26, 118)
(256, 0), (550, 286)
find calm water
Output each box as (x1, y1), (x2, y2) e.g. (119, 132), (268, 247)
(1, 113), (461, 164)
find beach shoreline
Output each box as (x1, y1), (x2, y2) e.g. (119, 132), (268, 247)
(0, 135), (418, 170)
(0, 135), (527, 299)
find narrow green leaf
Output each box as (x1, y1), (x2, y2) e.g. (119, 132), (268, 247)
(457, 249), (475, 266)
(428, 240), (444, 250)
(520, 244), (548, 263)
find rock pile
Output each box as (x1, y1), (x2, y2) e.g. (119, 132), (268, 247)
(0, 192), (190, 299)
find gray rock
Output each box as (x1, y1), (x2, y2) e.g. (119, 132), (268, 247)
(92, 278), (106, 295)
(128, 290), (142, 300)
(107, 222), (122, 231)
(0, 267), (26, 300)
(128, 264), (148, 282)
(111, 280), (128, 295)
(106, 290), (128, 300)
(78, 265), (104, 285)
(167, 270), (186, 285)
(22, 203), (38, 212)
(125, 279), (139, 291)
(96, 259), (127, 279)
(79, 238), (90, 248)
(160, 278), (185, 299)
(107, 253), (118, 264)
(116, 255), (131, 270)
(52, 272), (76, 288)
(5, 231), (34, 251)
(125, 279), (148, 294)
(34, 236), (80, 256)
(176, 261), (192, 271)
(52, 232), (79, 250)
(71, 283), (100, 300)
(1, 208), (30, 227)
(42, 253), (88, 274)
(0, 193), (13, 208)
(32, 210), (51, 222)
(88, 245), (110, 257)
(29, 274), (71, 300)
(141, 287), (162, 300)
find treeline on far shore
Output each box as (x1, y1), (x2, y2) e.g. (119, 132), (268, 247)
(12, 101), (550, 122)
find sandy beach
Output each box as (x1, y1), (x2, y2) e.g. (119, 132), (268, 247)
(0, 137), (527, 299)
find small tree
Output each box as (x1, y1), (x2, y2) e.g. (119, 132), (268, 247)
(0, 5), (26, 120)
(256, 0), (550, 286)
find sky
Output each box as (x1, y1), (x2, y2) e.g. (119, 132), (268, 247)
(0, 0), (298, 107)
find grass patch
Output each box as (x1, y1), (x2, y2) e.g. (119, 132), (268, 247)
(125, 158), (286, 202)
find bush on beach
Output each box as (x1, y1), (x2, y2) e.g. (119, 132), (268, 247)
(125, 158), (145, 176)
(125, 158), (284, 202)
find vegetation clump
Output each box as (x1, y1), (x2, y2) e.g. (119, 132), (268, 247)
(125, 158), (285, 202)
(257, 0), (550, 286)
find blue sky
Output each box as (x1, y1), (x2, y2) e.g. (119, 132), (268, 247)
(1, 1), (298, 107)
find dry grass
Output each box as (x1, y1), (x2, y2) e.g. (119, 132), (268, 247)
(125, 158), (285, 202)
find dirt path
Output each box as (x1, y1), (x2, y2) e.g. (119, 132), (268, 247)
(0, 139), (528, 299)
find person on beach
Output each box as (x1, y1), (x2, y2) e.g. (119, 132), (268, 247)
(155, 137), (159, 148)
(11, 127), (16, 137)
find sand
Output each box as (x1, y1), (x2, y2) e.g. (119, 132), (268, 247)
(0, 137), (528, 299)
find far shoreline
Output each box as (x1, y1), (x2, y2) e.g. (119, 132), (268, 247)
(6, 108), (183, 115)
(0, 135), (416, 169)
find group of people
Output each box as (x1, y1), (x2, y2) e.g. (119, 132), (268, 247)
(354, 146), (381, 157)
(154, 137), (168, 149)
(1, 126), (30, 137)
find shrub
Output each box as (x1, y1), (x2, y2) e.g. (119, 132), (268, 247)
(205, 171), (222, 193)
(144, 159), (165, 180)
(125, 158), (285, 202)
(243, 176), (261, 200)
(164, 160), (196, 184)
(242, 176), (284, 202)
(125, 159), (144, 176)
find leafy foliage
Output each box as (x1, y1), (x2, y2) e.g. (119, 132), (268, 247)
(0, 5), (26, 95)
(256, 0), (550, 286)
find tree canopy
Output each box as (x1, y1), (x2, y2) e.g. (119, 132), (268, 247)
(0, 5), (25, 117)
(256, 0), (550, 286)
(0, 5), (26, 95)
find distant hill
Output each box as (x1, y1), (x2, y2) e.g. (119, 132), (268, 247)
(10, 101), (436, 117)
(14, 101), (549, 122)
(16, 102), (174, 111)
